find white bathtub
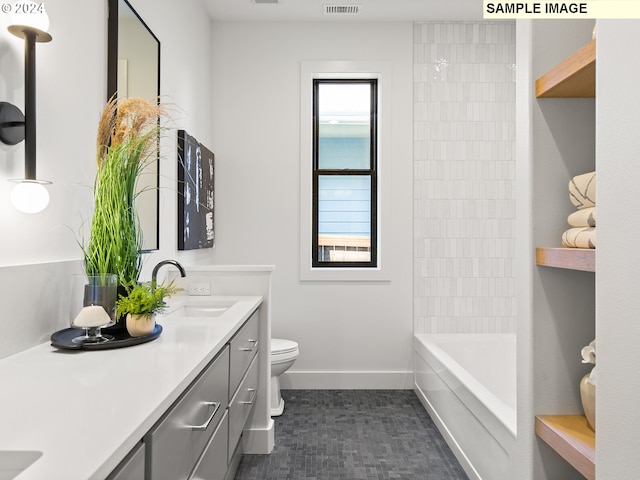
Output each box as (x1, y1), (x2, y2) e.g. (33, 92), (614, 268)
(414, 333), (517, 480)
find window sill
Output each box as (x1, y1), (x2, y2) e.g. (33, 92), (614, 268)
(300, 265), (391, 283)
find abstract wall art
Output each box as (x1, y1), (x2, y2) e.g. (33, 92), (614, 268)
(177, 129), (215, 250)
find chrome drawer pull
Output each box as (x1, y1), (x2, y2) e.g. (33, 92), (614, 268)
(240, 388), (257, 406)
(239, 339), (258, 352)
(190, 401), (221, 431)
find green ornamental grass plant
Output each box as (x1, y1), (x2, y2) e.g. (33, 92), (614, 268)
(83, 96), (166, 286)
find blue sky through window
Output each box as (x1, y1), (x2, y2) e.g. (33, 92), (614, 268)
(317, 83), (372, 240)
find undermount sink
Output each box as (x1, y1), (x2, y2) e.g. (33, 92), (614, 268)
(0, 451), (42, 480)
(164, 300), (236, 318)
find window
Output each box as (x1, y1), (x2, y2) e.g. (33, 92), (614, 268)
(300, 61), (392, 282)
(312, 80), (378, 268)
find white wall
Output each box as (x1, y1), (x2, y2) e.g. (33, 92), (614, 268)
(596, 19), (640, 479)
(209, 21), (414, 388)
(0, 1), (103, 266)
(413, 21), (516, 335)
(0, 0), (214, 359)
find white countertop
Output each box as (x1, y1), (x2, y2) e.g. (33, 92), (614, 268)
(0, 295), (262, 480)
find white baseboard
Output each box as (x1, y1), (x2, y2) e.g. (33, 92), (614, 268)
(281, 370), (414, 389)
(243, 418), (274, 454)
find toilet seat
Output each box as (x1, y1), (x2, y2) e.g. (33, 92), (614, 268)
(271, 338), (299, 364)
(271, 338), (298, 355)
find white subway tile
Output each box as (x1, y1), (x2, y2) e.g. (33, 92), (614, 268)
(414, 21), (515, 334)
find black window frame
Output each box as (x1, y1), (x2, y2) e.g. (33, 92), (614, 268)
(312, 78), (378, 268)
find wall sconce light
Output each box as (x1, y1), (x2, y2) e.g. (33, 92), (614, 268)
(0, 2), (52, 213)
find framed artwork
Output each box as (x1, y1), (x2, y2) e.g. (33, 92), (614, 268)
(177, 130), (215, 250)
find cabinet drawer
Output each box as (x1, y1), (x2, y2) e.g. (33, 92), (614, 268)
(228, 353), (259, 462)
(106, 442), (144, 480)
(229, 309), (259, 400)
(189, 411), (229, 480)
(146, 346), (229, 480)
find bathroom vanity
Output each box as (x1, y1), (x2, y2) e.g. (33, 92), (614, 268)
(0, 293), (273, 480)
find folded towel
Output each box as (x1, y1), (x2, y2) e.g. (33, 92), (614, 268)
(569, 171), (596, 209)
(562, 227), (596, 249)
(568, 207), (596, 227)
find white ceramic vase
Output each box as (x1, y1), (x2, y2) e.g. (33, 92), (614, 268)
(580, 373), (596, 431)
(126, 313), (155, 338)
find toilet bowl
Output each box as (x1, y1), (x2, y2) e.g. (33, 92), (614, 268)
(270, 338), (299, 416)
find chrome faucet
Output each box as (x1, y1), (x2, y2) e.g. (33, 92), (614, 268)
(151, 260), (186, 288)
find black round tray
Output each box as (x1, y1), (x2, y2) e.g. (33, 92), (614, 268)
(51, 324), (163, 350)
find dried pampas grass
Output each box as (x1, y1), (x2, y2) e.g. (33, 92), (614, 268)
(96, 95), (166, 166)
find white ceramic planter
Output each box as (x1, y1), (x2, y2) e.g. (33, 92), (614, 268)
(126, 313), (156, 337)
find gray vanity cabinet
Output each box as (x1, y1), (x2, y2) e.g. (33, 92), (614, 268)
(229, 311), (260, 401)
(142, 307), (261, 480)
(225, 310), (260, 473)
(189, 412), (230, 480)
(145, 346), (230, 480)
(106, 442), (145, 480)
(228, 355), (259, 463)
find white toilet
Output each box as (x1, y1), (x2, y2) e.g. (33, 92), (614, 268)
(270, 338), (299, 416)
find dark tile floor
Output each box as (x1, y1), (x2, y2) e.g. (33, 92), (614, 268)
(235, 390), (468, 480)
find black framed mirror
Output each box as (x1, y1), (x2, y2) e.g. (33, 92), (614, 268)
(107, 0), (161, 251)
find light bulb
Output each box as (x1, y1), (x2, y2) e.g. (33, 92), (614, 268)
(10, 180), (50, 213)
(9, 1), (50, 33)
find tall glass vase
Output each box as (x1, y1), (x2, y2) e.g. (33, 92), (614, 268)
(102, 284), (129, 334)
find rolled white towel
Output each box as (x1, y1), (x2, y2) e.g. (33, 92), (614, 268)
(568, 207), (596, 227)
(562, 227), (596, 249)
(569, 171), (596, 210)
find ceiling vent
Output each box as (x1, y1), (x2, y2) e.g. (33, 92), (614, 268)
(323, 4), (361, 15)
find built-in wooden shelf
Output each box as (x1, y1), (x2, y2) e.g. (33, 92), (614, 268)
(536, 415), (595, 480)
(536, 247), (595, 272)
(536, 39), (596, 98)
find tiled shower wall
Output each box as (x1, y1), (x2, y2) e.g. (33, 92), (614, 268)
(413, 22), (516, 334)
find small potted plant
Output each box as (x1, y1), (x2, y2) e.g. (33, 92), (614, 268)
(116, 281), (181, 337)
